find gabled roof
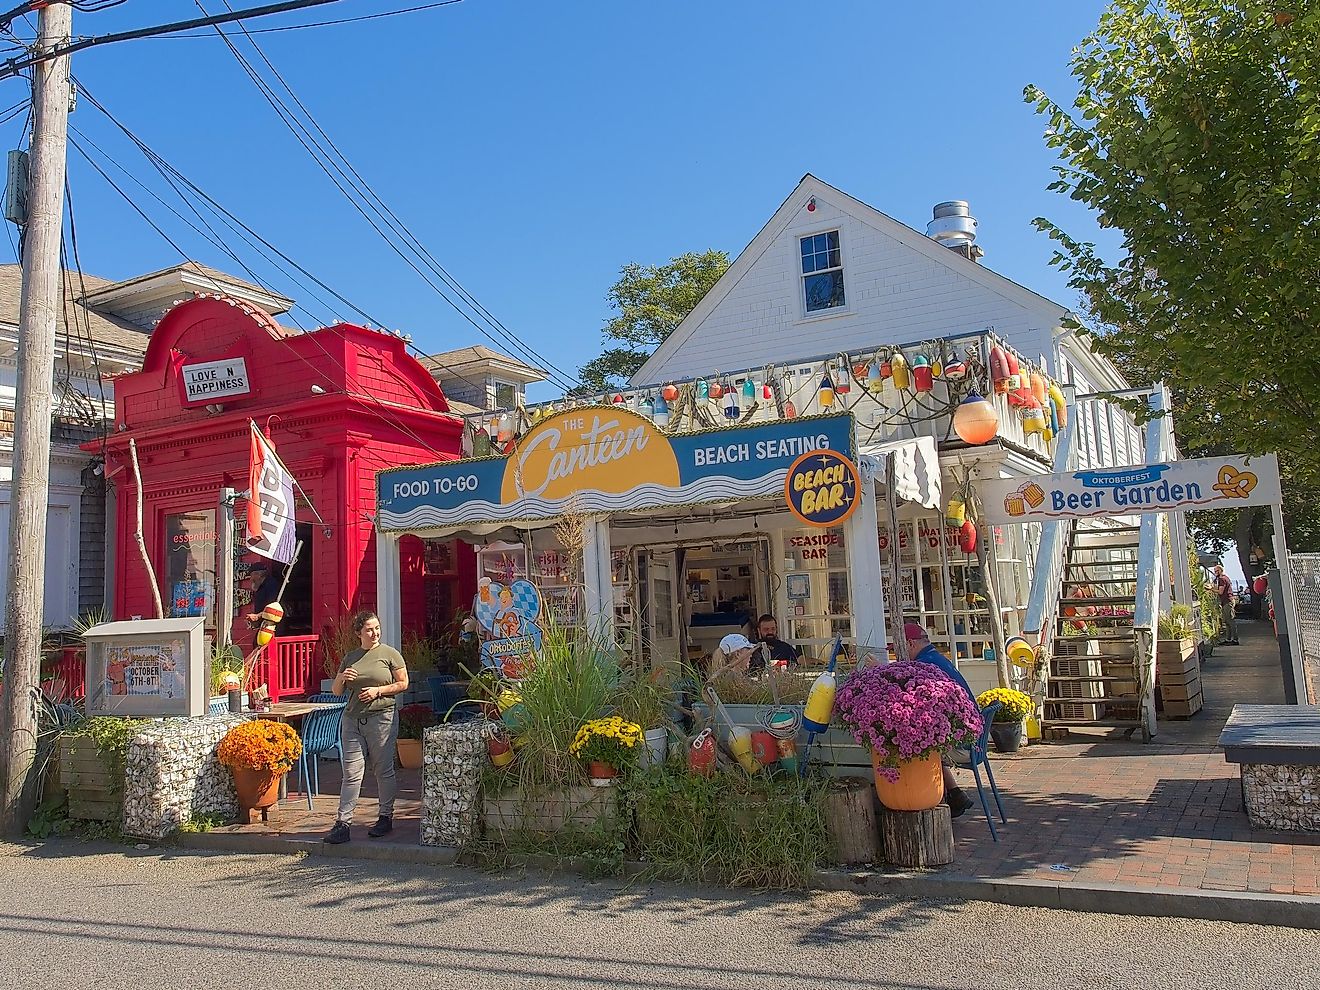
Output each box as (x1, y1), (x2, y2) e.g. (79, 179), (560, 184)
(633, 174), (1071, 384)
(420, 344), (544, 383)
(0, 264), (148, 358)
(80, 261), (294, 317)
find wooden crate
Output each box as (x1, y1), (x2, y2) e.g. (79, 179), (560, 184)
(1157, 639), (1199, 677)
(483, 786), (616, 833)
(1161, 678), (1202, 703)
(58, 736), (121, 822)
(1162, 691), (1203, 719)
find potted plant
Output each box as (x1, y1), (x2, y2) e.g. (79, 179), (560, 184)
(976, 687), (1033, 753)
(833, 660), (982, 811)
(216, 720), (302, 813)
(570, 716), (643, 786)
(397, 703), (435, 769)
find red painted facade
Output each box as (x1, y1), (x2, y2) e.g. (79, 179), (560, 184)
(93, 295), (464, 648)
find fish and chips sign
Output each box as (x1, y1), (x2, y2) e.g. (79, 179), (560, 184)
(978, 453), (1283, 526)
(377, 408), (857, 531)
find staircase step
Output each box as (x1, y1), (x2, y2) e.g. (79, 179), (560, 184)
(1043, 717), (1143, 727)
(1063, 578), (1136, 587)
(1076, 524), (1140, 533)
(1046, 696), (1139, 705)
(1070, 542), (1140, 551)
(1049, 675), (1136, 683)
(1062, 596), (1138, 607)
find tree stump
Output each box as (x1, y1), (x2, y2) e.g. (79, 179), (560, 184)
(880, 805), (954, 867)
(824, 778), (880, 865)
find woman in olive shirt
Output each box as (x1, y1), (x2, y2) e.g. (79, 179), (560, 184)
(324, 611), (408, 844)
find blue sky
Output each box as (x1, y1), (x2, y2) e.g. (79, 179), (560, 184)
(3, 0), (1118, 400)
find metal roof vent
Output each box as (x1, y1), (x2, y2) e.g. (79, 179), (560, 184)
(926, 201), (978, 249)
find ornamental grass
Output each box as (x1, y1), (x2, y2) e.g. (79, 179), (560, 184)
(217, 720), (302, 774)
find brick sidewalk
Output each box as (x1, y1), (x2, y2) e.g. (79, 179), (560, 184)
(942, 744), (1319, 896)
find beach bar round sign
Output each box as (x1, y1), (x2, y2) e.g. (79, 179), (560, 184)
(785, 449), (860, 528)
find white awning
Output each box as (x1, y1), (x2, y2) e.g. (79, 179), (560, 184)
(858, 435), (941, 509)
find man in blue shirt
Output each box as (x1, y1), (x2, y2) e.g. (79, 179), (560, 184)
(904, 622), (976, 818)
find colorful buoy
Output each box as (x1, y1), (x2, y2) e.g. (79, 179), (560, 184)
(952, 391), (999, 445)
(818, 373), (836, 409)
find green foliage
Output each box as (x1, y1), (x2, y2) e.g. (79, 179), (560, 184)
(398, 703), (436, 741)
(629, 767), (829, 889)
(65, 716), (150, 796)
(178, 814), (227, 834)
(1027, 2), (1320, 547)
(505, 622), (624, 788)
(577, 250), (731, 392)
(209, 643), (245, 697)
(1159, 604), (1195, 641)
(26, 793), (69, 839)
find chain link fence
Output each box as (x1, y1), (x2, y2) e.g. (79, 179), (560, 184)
(1289, 554), (1320, 704)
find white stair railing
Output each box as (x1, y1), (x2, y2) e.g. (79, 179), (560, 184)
(1131, 386), (1171, 739)
(1023, 397), (1081, 657)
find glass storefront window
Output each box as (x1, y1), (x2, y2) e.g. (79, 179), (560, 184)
(783, 526), (851, 658)
(165, 510), (216, 626)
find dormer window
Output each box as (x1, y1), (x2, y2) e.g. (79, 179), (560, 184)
(800, 231), (845, 313)
(493, 380), (518, 409)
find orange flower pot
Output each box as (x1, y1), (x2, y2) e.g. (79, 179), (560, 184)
(588, 761), (618, 787)
(231, 767), (281, 810)
(871, 750), (945, 811)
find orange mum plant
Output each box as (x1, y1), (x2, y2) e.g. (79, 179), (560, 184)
(217, 720), (303, 774)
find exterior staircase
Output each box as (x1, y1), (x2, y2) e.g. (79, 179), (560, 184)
(1044, 522), (1150, 740)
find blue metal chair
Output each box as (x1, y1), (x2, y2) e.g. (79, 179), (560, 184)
(207, 697), (227, 716)
(953, 699), (1008, 841)
(308, 693), (344, 761)
(428, 675), (470, 723)
(296, 701), (346, 810)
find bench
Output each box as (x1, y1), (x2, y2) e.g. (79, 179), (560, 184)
(1219, 704), (1320, 832)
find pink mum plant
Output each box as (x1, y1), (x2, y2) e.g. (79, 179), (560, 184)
(833, 661), (983, 781)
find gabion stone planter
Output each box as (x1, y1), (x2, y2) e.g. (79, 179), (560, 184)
(123, 715), (248, 839)
(421, 721), (488, 848)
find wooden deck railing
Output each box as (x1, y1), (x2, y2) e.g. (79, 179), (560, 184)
(259, 635), (322, 703)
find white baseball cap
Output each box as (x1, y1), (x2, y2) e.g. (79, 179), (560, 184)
(719, 633), (753, 654)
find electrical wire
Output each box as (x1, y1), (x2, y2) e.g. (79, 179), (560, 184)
(142, 0), (464, 38)
(73, 80), (499, 401)
(199, 0), (582, 393)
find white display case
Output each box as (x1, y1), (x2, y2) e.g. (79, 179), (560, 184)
(83, 617), (207, 718)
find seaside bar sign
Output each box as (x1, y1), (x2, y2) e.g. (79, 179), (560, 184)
(377, 408), (856, 532)
(977, 453), (1283, 527)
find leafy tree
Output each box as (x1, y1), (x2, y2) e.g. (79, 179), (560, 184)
(1026, 1), (1320, 552)
(577, 250), (730, 393)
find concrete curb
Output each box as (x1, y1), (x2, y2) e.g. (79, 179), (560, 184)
(170, 832), (1319, 929)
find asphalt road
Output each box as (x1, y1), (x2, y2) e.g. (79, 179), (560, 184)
(4, 840), (1318, 990)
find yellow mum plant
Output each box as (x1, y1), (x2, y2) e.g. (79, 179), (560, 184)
(976, 688), (1033, 724)
(217, 720), (302, 774)
(570, 716), (643, 767)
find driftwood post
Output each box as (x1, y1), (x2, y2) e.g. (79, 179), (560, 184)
(824, 778), (880, 865)
(879, 805), (954, 867)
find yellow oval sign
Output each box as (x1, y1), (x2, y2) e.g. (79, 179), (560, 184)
(501, 407), (680, 504)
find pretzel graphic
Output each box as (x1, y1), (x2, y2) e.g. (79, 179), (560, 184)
(1212, 466), (1257, 499)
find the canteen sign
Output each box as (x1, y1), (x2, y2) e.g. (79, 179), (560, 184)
(377, 409), (855, 531)
(784, 450), (860, 528)
(978, 453), (1282, 526)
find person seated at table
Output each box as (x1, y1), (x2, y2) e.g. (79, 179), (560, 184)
(752, 614), (802, 673)
(904, 622), (976, 819)
(710, 633), (756, 676)
(324, 611), (408, 845)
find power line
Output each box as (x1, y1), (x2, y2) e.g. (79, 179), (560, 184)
(132, 0), (466, 38)
(199, 0), (582, 393)
(71, 81), (502, 402)
(0, 0), (349, 81)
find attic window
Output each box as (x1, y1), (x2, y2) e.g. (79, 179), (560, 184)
(493, 381), (518, 409)
(800, 231), (845, 313)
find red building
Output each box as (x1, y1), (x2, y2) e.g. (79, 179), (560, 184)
(94, 294), (465, 693)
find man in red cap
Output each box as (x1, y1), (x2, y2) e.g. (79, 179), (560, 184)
(904, 622), (976, 818)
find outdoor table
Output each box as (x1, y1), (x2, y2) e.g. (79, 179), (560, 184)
(255, 702), (342, 801)
(1219, 704), (1320, 831)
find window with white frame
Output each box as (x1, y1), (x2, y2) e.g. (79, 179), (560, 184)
(493, 380), (518, 410)
(799, 231), (845, 313)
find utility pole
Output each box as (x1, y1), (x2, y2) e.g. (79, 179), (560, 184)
(0, 2), (72, 836)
